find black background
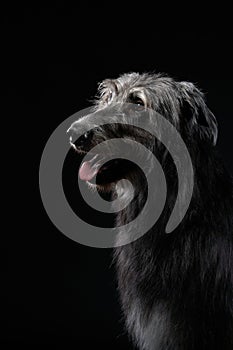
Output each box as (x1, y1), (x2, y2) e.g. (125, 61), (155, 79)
(4, 6), (233, 350)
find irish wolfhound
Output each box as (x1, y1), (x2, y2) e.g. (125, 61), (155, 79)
(68, 73), (233, 350)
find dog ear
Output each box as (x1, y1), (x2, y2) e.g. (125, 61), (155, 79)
(179, 82), (218, 146)
(97, 79), (119, 105)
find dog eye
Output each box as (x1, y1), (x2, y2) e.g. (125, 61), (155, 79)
(128, 94), (144, 107)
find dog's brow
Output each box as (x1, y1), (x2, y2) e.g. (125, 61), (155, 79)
(127, 88), (147, 105)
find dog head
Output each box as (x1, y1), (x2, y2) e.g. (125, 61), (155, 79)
(96, 73), (218, 145)
(67, 73), (218, 192)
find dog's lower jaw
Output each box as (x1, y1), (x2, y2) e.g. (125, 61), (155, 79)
(86, 180), (116, 193)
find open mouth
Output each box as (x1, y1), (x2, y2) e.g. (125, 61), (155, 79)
(69, 135), (138, 193)
(81, 156), (123, 194)
(70, 138), (120, 190)
(79, 154), (103, 181)
(80, 154), (123, 188)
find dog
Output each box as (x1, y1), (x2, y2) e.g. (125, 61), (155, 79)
(68, 73), (233, 350)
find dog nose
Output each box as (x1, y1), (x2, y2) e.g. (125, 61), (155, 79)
(68, 127), (94, 148)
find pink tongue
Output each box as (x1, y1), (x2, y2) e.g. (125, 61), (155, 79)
(79, 159), (99, 181)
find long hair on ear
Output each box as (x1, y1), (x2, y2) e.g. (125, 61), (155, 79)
(179, 81), (218, 146)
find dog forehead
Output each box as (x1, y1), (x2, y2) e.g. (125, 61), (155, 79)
(108, 75), (152, 101)
(116, 73), (147, 90)
(100, 77), (145, 101)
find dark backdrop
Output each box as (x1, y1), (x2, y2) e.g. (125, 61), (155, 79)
(4, 6), (233, 350)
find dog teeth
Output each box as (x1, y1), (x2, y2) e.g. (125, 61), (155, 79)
(89, 154), (101, 168)
(89, 154), (99, 163)
(89, 154), (105, 169)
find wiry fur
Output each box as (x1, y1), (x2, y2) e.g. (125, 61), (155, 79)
(69, 73), (233, 350)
